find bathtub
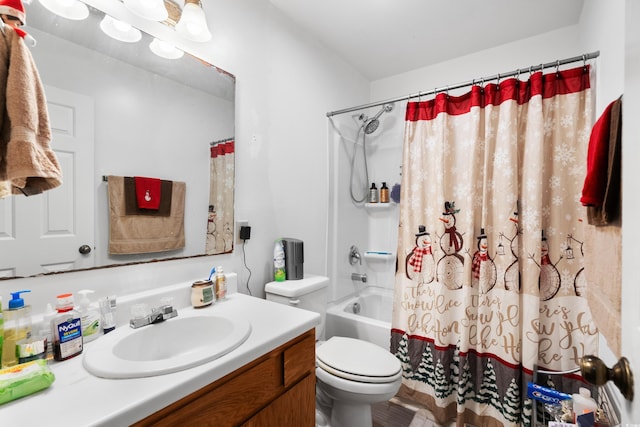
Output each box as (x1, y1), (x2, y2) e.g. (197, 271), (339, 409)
(325, 286), (393, 350)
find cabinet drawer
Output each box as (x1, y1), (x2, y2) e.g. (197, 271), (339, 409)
(243, 373), (315, 427)
(283, 331), (315, 387)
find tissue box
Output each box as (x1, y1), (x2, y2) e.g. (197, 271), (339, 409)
(0, 359), (55, 405)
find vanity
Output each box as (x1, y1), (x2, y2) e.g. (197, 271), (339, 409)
(0, 287), (320, 426)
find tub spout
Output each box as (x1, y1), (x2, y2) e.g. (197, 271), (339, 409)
(351, 273), (367, 283)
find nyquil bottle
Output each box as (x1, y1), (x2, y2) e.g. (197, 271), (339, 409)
(51, 293), (83, 361)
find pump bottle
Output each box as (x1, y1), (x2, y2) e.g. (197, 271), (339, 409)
(77, 290), (101, 343)
(1, 290), (32, 368)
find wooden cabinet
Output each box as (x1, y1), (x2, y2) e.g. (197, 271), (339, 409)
(132, 329), (316, 427)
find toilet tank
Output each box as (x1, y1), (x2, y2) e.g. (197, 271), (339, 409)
(265, 274), (328, 340)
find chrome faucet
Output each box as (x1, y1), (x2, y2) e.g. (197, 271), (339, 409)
(130, 304), (178, 329)
(349, 245), (362, 265)
(351, 273), (367, 283)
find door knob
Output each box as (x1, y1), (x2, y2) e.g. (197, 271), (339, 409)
(79, 244), (92, 255)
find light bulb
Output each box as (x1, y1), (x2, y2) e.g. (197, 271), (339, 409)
(38, 0), (89, 20)
(175, 1), (211, 42)
(100, 15), (142, 43)
(149, 38), (184, 59)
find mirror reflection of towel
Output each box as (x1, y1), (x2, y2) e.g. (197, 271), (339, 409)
(107, 175), (185, 255)
(124, 177), (172, 216)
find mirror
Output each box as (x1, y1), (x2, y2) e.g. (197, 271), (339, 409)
(0, 0), (235, 278)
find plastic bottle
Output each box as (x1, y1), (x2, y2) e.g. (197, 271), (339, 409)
(380, 182), (390, 203)
(99, 296), (116, 334)
(2, 290), (32, 368)
(273, 240), (286, 282)
(77, 290), (101, 343)
(368, 182), (378, 203)
(215, 266), (227, 300)
(572, 387), (597, 421)
(41, 304), (56, 361)
(51, 293), (83, 361)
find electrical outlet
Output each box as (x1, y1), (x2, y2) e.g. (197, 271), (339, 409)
(236, 220), (248, 244)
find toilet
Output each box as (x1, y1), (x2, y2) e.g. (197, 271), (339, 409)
(265, 275), (402, 427)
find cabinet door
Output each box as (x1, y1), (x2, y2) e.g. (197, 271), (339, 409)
(243, 374), (315, 427)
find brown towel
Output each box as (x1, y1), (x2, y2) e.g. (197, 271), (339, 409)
(582, 96), (622, 225)
(0, 26), (62, 197)
(108, 175), (185, 255)
(123, 177), (172, 216)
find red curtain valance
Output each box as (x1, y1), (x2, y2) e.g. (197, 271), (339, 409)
(406, 65), (591, 121)
(210, 140), (235, 158)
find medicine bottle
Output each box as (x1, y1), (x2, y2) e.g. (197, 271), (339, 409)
(51, 293), (83, 361)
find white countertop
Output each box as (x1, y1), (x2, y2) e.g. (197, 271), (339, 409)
(1, 293), (320, 426)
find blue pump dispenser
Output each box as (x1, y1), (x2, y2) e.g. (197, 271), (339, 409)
(8, 290), (30, 309)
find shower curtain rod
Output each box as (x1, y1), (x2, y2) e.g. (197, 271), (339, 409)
(210, 137), (234, 146)
(326, 50), (600, 117)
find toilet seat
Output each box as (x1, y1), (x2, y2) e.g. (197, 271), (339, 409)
(316, 336), (401, 384)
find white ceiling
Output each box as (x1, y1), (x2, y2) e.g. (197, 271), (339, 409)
(269, 0), (585, 81)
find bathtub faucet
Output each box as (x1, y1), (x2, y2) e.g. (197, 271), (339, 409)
(351, 273), (367, 283)
(349, 245), (362, 265)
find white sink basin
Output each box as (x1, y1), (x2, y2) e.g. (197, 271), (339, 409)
(83, 312), (252, 379)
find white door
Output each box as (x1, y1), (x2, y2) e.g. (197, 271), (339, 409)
(0, 86), (94, 277)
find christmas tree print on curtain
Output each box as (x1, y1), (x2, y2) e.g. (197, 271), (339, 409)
(391, 66), (599, 426)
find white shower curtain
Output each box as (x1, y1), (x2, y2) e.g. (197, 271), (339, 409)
(391, 66), (598, 426)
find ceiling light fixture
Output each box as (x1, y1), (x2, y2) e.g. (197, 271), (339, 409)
(149, 37), (183, 59)
(100, 15), (142, 43)
(38, 0), (89, 20)
(175, 0), (211, 42)
(124, 0), (168, 22)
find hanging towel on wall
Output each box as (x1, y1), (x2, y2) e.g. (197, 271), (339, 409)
(580, 95), (622, 225)
(133, 176), (162, 210)
(0, 24), (62, 197)
(107, 175), (185, 254)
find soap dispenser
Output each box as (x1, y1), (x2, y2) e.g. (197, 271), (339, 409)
(1, 290), (32, 368)
(77, 290), (101, 343)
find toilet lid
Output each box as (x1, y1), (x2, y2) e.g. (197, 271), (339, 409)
(316, 337), (401, 383)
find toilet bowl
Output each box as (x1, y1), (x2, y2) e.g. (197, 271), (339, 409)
(315, 336), (402, 427)
(265, 276), (402, 427)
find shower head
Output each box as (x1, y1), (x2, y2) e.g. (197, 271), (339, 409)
(363, 103), (394, 134)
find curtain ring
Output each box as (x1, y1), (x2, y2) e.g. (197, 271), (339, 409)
(445, 85), (450, 98)
(582, 54), (588, 72)
(555, 60), (560, 77)
(496, 73), (501, 90)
